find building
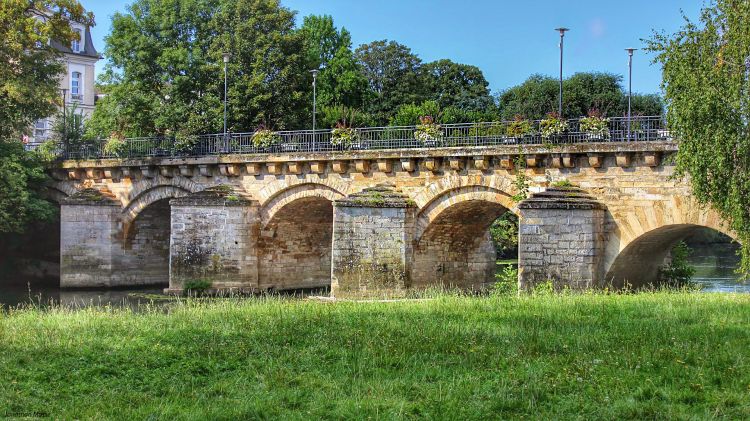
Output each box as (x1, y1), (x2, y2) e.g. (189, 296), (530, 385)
(31, 22), (100, 145)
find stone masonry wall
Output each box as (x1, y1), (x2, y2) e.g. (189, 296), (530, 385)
(518, 188), (606, 290)
(258, 197), (333, 290)
(60, 202), (120, 288)
(117, 199), (171, 286)
(331, 186), (416, 298)
(168, 187), (259, 292)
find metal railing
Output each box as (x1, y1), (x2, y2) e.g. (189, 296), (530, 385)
(61, 115), (670, 160)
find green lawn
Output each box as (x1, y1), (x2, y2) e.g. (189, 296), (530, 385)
(2, 292), (750, 419)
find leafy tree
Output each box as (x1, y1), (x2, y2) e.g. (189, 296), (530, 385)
(420, 59), (493, 111)
(658, 241), (696, 287)
(355, 40), (425, 123)
(497, 75), (558, 120)
(648, 0), (750, 274)
(90, 0), (308, 137)
(299, 16), (370, 111)
(0, 0), (92, 233)
(490, 212), (519, 259)
(563, 72), (624, 117)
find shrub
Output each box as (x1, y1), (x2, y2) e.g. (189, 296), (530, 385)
(184, 279), (212, 295)
(539, 112), (568, 138)
(173, 134), (199, 154)
(252, 127), (282, 148)
(103, 135), (128, 157)
(413, 115), (443, 143)
(552, 179), (575, 188)
(659, 241), (696, 288)
(579, 109), (610, 138)
(35, 140), (61, 162)
(492, 264), (519, 296)
(506, 115), (533, 137)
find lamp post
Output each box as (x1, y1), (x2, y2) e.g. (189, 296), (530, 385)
(625, 48), (637, 141)
(222, 53), (230, 137)
(555, 28), (569, 117)
(60, 88), (68, 153)
(309, 68), (319, 151)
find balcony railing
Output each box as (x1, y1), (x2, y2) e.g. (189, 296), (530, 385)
(61, 115), (670, 160)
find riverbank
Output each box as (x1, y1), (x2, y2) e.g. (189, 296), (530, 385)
(2, 292), (749, 419)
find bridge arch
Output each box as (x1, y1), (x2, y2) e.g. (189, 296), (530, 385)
(604, 200), (735, 288)
(260, 182), (345, 228)
(257, 182), (343, 290)
(411, 185), (517, 290)
(257, 177), (351, 206)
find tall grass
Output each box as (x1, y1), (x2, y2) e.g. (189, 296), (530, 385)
(1, 292), (749, 419)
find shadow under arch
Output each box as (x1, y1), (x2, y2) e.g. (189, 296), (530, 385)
(604, 223), (739, 288)
(258, 194), (336, 290)
(411, 186), (516, 290)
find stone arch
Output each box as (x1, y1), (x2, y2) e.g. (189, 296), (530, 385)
(127, 175), (201, 205)
(411, 185), (516, 291)
(260, 182), (345, 228)
(413, 173), (517, 211)
(603, 198), (735, 288)
(257, 176), (351, 206)
(258, 185), (340, 290)
(122, 185), (192, 225)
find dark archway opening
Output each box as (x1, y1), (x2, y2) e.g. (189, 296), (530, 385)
(258, 196), (334, 291)
(412, 200), (513, 290)
(121, 198), (171, 286)
(605, 224), (741, 290)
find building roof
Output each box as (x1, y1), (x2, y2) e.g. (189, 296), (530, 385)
(51, 25), (99, 59)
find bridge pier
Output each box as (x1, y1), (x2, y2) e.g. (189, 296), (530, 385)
(60, 190), (123, 288)
(331, 186), (416, 298)
(518, 187), (606, 290)
(167, 186), (259, 294)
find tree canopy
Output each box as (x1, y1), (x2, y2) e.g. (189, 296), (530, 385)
(0, 0), (91, 233)
(648, 0), (750, 274)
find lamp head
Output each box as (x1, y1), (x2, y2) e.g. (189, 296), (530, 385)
(222, 53), (231, 63)
(625, 48), (637, 56)
(555, 27), (569, 36)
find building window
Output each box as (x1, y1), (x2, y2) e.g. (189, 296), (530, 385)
(34, 119), (47, 138)
(71, 29), (82, 52)
(71, 71), (82, 100)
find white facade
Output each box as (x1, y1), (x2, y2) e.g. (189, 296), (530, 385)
(30, 22), (99, 145)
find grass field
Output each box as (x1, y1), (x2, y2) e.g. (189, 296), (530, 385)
(2, 292), (750, 419)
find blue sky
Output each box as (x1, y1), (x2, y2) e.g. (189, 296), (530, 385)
(81, 0), (702, 95)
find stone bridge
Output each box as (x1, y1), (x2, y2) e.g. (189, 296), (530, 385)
(49, 141), (731, 296)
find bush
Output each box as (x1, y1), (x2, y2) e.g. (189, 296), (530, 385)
(539, 112), (568, 138)
(103, 136), (128, 157)
(492, 264), (519, 296)
(659, 241), (696, 288)
(34, 140), (61, 162)
(330, 124), (359, 148)
(252, 128), (282, 148)
(184, 279), (212, 295)
(413, 115), (443, 143)
(579, 109), (610, 138)
(506, 115), (533, 137)
(173, 134), (199, 154)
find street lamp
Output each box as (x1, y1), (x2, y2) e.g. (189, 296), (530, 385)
(60, 88), (68, 151)
(625, 48), (637, 141)
(222, 53), (230, 137)
(555, 27), (569, 117)
(309, 68), (319, 150)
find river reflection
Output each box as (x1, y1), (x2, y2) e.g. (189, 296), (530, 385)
(689, 243), (749, 293)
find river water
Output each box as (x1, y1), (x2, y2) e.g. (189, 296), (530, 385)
(0, 244), (746, 309)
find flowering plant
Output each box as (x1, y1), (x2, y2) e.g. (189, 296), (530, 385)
(506, 115), (533, 137)
(330, 122), (359, 147)
(252, 125), (282, 148)
(539, 112), (568, 138)
(579, 109), (610, 138)
(413, 115), (443, 143)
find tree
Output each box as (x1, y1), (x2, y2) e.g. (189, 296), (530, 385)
(563, 72), (625, 117)
(420, 59), (493, 111)
(0, 0), (92, 233)
(497, 75), (558, 120)
(648, 0), (750, 274)
(355, 40), (425, 123)
(89, 0), (308, 137)
(299, 15), (370, 111)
